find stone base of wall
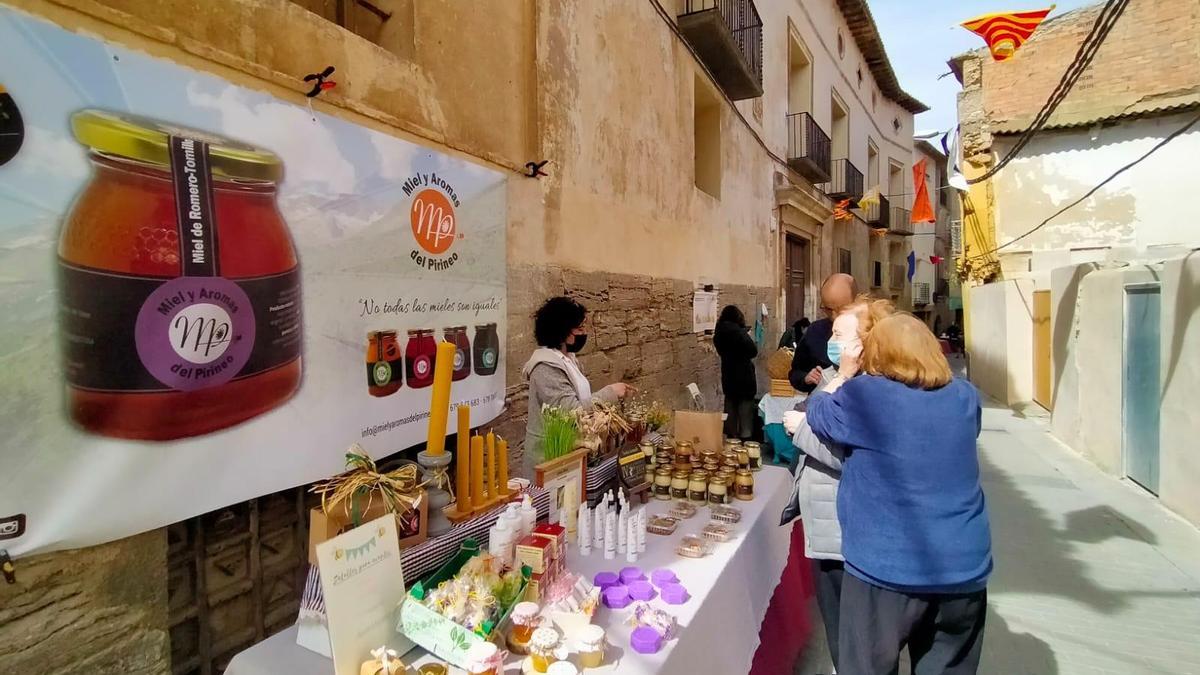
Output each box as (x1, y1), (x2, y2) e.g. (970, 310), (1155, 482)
(496, 264), (776, 472)
(0, 530), (169, 674)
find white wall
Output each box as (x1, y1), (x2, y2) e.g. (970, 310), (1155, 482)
(969, 279), (1034, 404)
(759, 0), (916, 197)
(1159, 253), (1200, 527)
(991, 111), (1200, 265)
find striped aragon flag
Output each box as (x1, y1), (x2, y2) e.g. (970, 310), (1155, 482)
(961, 6), (1055, 61)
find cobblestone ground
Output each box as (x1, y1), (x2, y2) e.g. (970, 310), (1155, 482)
(796, 359), (1200, 674)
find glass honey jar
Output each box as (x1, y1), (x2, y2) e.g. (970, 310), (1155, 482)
(744, 441), (763, 471)
(708, 475), (728, 504)
(736, 449), (751, 470)
(670, 470), (690, 500)
(675, 440), (694, 461)
(734, 469), (755, 501)
(687, 471), (708, 504)
(653, 467), (673, 500)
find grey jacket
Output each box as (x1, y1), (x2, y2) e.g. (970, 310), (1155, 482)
(779, 369), (845, 561)
(521, 360), (618, 477)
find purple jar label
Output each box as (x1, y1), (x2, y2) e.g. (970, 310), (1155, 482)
(134, 276), (255, 391)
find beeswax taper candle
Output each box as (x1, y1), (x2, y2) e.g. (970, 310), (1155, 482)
(424, 340), (458, 456)
(456, 404), (472, 510)
(497, 436), (510, 497)
(470, 434), (485, 506)
(485, 431), (497, 501)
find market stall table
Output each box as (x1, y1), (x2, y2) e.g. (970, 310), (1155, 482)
(226, 466), (805, 675)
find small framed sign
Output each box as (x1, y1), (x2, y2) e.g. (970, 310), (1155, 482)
(534, 448), (588, 525)
(617, 444), (650, 501)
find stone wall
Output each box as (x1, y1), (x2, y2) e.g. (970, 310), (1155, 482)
(494, 264), (777, 471)
(0, 530), (169, 674)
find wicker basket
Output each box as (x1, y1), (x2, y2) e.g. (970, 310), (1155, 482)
(769, 378), (797, 397)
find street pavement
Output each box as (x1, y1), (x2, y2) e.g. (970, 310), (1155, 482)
(794, 360), (1200, 674)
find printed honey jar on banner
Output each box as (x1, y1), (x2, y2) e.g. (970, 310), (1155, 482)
(444, 325), (470, 381)
(366, 330), (403, 397)
(58, 110), (302, 441)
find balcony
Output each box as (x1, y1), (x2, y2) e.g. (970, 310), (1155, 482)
(679, 0), (764, 101)
(863, 193), (890, 228)
(785, 112), (831, 184)
(889, 202), (914, 235)
(822, 158), (864, 202)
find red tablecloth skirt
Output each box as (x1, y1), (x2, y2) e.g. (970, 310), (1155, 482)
(749, 520), (816, 675)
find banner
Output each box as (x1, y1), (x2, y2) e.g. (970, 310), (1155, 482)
(0, 8), (508, 556)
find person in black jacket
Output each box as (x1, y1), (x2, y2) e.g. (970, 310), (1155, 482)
(713, 304), (758, 440)
(778, 316), (811, 350)
(789, 273), (858, 392)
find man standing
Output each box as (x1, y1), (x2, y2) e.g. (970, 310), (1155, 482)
(788, 274), (858, 392)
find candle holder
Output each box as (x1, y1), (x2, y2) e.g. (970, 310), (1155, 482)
(417, 450), (453, 537)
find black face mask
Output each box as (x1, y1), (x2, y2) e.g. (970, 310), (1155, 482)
(566, 333), (588, 353)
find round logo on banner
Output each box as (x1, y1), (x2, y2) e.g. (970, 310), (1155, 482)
(412, 355), (432, 378)
(372, 361), (392, 387)
(453, 349), (465, 371)
(135, 277), (255, 391)
(410, 188), (456, 255)
(481, 349), (497, 369)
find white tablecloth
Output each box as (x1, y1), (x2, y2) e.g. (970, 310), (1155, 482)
(759, 394), (806, 425)
(226, 467), (795, 675)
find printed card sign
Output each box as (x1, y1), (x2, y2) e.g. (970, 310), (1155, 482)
(316, 514), (410, 675)
(0, 8), (507, 557)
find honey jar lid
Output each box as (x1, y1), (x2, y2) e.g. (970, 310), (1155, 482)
(71, 109), (283, 182)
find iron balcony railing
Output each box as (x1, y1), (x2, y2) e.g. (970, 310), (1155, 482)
(679, 0), (764, 100)
(890, 201), (913, 235)
(785, 112), (832, 184)
(863, 193), (890, 228)
(823, 158), (864, 202)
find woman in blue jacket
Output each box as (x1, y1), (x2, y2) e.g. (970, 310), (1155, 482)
(804, 312), (992, 675)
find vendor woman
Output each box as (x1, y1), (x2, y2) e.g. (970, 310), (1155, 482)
(521, 296), (633, 476)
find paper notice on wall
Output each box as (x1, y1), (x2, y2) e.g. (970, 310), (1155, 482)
(317, 515), (411, 675)
(693, 290), (718, 333)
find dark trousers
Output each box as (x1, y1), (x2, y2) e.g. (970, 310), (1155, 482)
(839, 573), (986, 675)
(813, 558), (845, 670)
(723, 397), (756, 439)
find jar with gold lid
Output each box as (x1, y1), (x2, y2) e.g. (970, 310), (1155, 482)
(687, 471), (708, 504)
(653, 467), (673, 500)
(640, 440), (657, 460)
(734, 469), (754, 501)
(703, 461), (720, 473)
(675, 440), (694, 461)
(744, 441), (763, 471)
(736, 449), (750, 470)
(699, 449), (719, 465)
(670, 471), (690, 500)
(707, 475), (728, 504)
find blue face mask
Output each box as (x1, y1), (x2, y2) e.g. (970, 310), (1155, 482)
(826, 340), (842, 366)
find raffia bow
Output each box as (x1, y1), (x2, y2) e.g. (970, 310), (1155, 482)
(368, 646), (402, 675)
(311, 444), (426, 525)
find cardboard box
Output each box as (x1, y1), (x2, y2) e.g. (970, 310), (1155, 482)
(307, 490), (427, 565)
(532, 523), (567, 559)
(674, 410), (724, 454)
(514, 535), (552, 574)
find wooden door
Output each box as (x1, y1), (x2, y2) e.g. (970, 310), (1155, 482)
(785, 236), (808, 325)
(1032, 290), (1052, 410)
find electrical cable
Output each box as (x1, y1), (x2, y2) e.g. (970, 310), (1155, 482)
(968, 0), (1130, 184)
(965, 111), (1200, 261)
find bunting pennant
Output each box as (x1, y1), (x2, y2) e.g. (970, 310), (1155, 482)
(907, 251), (917, 283)
(911, 159), (936, 224)
(944, 126), (968, 192)
(858, 186), (881, 210)
(961, 6), (1055, 62)
(833, 199), (854, 221)
(930, 255), (945, 265)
